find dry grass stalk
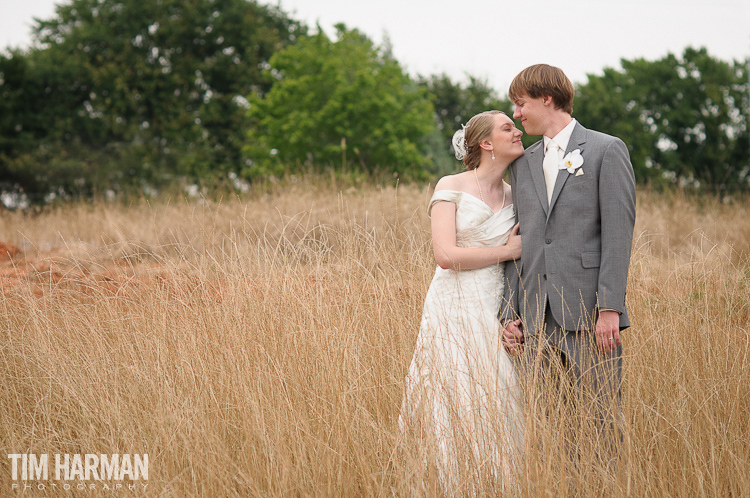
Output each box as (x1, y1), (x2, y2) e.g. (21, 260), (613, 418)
(1, 183), (748, 496)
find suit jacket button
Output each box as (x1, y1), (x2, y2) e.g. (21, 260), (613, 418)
(543, 274), (547, 279)
(545, 239), (552, 244)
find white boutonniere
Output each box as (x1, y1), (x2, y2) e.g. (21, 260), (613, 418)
(559, 149), (583, 174)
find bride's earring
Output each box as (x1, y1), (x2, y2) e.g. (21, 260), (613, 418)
(491, 150), (495, 161)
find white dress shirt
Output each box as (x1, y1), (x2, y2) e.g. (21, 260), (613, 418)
(543, 118), (577, 159)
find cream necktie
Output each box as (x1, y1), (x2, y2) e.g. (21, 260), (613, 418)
(543, 140), (560, 205)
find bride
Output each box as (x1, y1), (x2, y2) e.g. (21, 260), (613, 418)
(400, 110), (525, 490)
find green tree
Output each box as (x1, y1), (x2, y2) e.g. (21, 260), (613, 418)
(420, 74), (511, 141)
(244, 25), (435, 180)
(576, 47), (749, 187)
(1, 0), (304, 200)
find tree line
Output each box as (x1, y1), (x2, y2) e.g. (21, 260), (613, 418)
(1, 0), (748, 205)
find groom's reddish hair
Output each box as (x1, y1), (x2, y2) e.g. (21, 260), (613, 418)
(509, 64), (575, 114)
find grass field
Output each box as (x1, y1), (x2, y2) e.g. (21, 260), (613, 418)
(1, 181), (749, 496)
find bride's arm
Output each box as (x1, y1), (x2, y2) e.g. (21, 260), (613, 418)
(431, 200), (520, 271)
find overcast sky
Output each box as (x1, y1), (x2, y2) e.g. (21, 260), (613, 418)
(2, 0), (749, 93)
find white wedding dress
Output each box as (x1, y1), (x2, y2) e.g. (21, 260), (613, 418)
(400, 190), (523, 489)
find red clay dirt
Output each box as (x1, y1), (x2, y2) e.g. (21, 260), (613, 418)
(0, 240), (246, 302)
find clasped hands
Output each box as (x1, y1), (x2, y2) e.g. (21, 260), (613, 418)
(501, 319), (525, 355)
(502, 310), (622, 355)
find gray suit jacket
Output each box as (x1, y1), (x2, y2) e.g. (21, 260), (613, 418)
(501, 122), (636, 334)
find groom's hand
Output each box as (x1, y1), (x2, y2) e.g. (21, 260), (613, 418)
(595, 310), (621, 354)
(502, 319), (524, 355)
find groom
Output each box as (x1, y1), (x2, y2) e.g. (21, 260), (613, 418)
(500, 64), (636, 454)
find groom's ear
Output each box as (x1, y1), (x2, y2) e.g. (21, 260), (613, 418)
(543, 95), (555, 107)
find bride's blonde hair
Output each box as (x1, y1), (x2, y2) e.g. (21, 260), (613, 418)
(459, 110), (504, 171)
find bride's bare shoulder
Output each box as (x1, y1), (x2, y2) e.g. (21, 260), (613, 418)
(435, 172), (470, 192)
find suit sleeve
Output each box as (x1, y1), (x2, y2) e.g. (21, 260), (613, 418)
(597, 138), (636, 315)
(500, 163), (521, 322)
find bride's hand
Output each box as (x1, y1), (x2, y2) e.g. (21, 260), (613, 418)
(505, 223), (521, 260)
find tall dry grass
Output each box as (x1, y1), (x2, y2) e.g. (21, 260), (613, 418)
(1, 182), (749, 496)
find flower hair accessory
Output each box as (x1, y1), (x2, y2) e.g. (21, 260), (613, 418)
(452, 125), (468, 160)
(559, 149), (584, 174)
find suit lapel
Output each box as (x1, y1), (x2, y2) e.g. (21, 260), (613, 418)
(525, 141), (548, 216)
(548, 123), (587, 216)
